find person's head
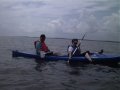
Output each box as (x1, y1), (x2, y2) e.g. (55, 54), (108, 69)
(40, 34), (46, 42)
(72, 39), (78, 45)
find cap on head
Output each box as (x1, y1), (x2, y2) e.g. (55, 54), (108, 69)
(72, 39), (78, 43)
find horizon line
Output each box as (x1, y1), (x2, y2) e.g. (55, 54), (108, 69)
(0, 35), (120, 43)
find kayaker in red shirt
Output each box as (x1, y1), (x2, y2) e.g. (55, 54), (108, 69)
(34, 34), (52, 57)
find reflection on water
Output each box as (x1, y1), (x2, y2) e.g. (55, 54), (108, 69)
(34, 59), (47, 72)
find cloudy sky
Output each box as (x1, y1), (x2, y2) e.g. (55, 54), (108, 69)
(0, 0), (119, 41)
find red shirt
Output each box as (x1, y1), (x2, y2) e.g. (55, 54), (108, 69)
(41, 42), (49, 52)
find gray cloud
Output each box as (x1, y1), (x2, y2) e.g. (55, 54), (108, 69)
(0, 0), (119, 41)
(0, 0), (45, 8)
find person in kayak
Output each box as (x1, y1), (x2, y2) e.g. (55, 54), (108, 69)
(34, 34), (52, 57)
(68, 39), (92, 62)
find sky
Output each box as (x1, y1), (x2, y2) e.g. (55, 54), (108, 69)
(0, 0), (120, 41)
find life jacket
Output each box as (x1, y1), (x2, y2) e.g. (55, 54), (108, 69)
(34, 40), (39, 49)
(34, 40), (49, 52)
(68, 45), (81, 56)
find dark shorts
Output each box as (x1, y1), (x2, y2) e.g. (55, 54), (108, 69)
(45, 52), (53, 56)
(74, 51), (91, 57)
(79, 53), (85, 56)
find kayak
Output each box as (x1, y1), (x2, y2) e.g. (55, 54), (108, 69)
(12, 50), (120, 65)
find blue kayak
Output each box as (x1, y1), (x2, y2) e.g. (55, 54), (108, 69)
(12, 50), (120, 64)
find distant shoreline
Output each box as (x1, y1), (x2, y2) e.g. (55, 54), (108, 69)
(0, 36), (120, 43)
(49, 37), (120, 43)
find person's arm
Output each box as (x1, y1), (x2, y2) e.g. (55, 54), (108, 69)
(36, 41), (41, 50)
(35, 41), (41, 55)
(68, 51), (72, 59)
(68, 46), (73, 61)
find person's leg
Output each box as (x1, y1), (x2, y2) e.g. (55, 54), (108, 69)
(85, 52), (92, 62)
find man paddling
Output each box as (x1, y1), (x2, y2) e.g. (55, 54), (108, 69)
(68, 39), (92, 62)
(34, 34), (53, 57)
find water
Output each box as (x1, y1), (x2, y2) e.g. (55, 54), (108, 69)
(0, 36), (120, 90)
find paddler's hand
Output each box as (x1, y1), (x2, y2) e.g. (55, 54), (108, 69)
(47, 49), (50, 52)
(67, 58), (72, 63)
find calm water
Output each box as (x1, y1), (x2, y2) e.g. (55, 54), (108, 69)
(0, 36), (120, 90)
